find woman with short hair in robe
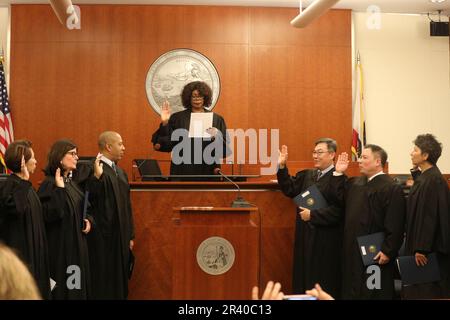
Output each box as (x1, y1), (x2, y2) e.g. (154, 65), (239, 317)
(403, 134), (450, 299)
(0, 140), (51, 299)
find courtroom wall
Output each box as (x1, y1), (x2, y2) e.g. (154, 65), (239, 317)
(9, 4), (352, 184)
(354, 12), (450, 173)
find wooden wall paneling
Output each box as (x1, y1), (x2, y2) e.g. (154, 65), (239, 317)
(110, 6), (186, 43)
(302, 46), (351, 89)
(250, 45), (306, 88)
(250, 8), (350, 47)
(12, 5), (186, 44)
(11, 5), (351, 185)
(12, 5), (74, 43)
(181, 6), (249, 44)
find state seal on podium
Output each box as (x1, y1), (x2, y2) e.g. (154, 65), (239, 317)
(196, 236), (235, 275)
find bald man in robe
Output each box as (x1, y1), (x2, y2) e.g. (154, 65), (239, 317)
(87, 131), (135, 299)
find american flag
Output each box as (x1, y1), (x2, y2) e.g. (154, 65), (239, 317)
(0, 57), (14, 172)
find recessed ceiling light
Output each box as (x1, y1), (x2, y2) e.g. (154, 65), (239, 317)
(430, 0), (447, 4)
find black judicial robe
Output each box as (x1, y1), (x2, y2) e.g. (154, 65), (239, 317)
(38, 176), (92, 300)
(151, 109), (229, 176)
(403, 166), (450, 299)
(277, 167), (343, 298)
(0, 174), (51, 299)
(86, 162), (135, 299)
(332, 174), (405, 299)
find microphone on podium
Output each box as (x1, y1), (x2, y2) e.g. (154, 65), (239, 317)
(215, 168), (252, 208)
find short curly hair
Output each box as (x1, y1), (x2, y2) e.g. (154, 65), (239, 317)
(413, 134), (442, 165)
(181, 81), (212, 109)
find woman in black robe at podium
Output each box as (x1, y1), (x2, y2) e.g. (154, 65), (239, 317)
(151, 81), (230, 178)
(0, 140), (51, 299)
(38, 139), (93, 300)
(403, 134), (450, 299)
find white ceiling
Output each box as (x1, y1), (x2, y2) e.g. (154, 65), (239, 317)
(0, 0), (449, 14)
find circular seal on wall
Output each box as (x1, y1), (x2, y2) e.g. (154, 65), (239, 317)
(145, 48), (220, 115)
(196, 236), (235, 275)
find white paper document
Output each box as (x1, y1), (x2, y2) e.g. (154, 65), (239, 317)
(361, 246), (367, 256)
(188, 113), (213, 138)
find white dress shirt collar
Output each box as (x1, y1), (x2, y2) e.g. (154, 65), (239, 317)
(368, 170), (385, 182)
(319, 164), (334, 176)
(100, 155), (115, 169)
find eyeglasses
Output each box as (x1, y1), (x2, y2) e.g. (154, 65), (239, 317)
(312, 150), (329, 156)
(191, 95), (204, 100)
(66, 151), (78, 158)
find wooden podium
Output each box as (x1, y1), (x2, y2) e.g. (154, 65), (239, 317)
(172, 207), (260, 300)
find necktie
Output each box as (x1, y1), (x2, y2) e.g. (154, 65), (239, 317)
(316, 170), (323, 181)
(111, 163), (118, 176)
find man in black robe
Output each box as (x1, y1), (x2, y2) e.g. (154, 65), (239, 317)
(332, 146), (405, 299)
(87, 131), (135, 299)
(0, 140), (50, 299)
(403, 134), (450, 299)
(277, 138), (343, 298)
(151, 81), (229, 178)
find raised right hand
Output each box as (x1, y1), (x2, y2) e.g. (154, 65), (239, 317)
(55, 168), (65, 188)
(278, 145), (288, 168)
(161, 100), (171, 125)
(94, 153), (103, 179)
(335, 152), (349, 173)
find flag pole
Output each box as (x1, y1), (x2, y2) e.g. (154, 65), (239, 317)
(0, 46), (4, 173)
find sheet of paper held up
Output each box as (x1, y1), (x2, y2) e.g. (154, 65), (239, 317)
(188, 113), (213, 138)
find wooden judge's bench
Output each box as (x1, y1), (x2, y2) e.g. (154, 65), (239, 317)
(128, 179), (295, 300)
(126, 161), (364, 300)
